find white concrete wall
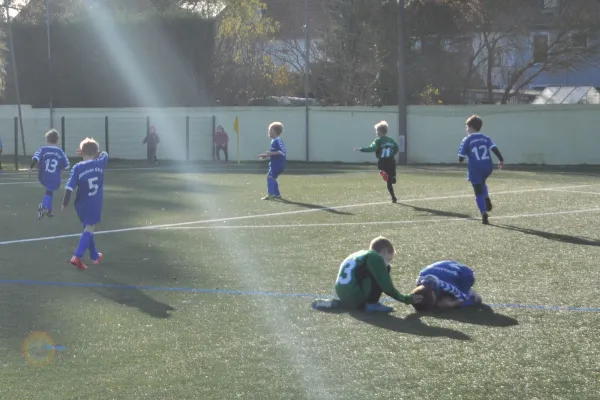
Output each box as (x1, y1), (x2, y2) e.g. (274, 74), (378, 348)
(0, 104), (598, 165)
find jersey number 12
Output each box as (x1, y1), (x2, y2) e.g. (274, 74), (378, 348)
(471, 145), (489, 161)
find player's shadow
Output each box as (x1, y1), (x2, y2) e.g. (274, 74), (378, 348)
(406, 304), (519, 327)
(314, 307), (470, 340)
(492, 223), (600, 247)
(397, 202), (473, 220)
(87, 274), (176, 319)
(350, 312), (471, 340)
(277, 198), (354, 215)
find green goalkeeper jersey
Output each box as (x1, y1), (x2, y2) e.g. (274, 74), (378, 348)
(359, 136), (399, 159)
(334, 250), (413, 308)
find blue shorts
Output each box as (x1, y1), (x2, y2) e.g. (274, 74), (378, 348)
(468, 169), (493, 185)
(75, 204), (102, 227)
(268, 166), (284, 179)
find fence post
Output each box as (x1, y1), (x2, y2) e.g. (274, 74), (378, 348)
(61, 116), (66, 152)
(105, 116), (109, 154)
(186, 116), (190, 162)
(212, 115), (216, 161)
(13, 117), (18, 170)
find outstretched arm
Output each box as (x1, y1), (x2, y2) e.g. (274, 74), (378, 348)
(354, 138), (381, 152)
(367, 256), (414, 304)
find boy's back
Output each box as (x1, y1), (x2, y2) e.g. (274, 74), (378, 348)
(66, 151), (108, 216)
(458, 133), (496, 172)
(418, 260), (474, 295)
(34, 145), (70, 191)
(374, 136), (398, 159)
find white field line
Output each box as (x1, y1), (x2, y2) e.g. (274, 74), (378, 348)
(157, 207), (600, 231)
(0, 184), (595, 245)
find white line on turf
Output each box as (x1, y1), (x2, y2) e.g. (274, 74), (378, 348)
(156, 207), (600, 230)
(550, 189), (600, 196)
(0, 183), (594, 245)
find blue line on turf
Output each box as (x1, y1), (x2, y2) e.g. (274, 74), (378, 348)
(1, 279), (599, 313)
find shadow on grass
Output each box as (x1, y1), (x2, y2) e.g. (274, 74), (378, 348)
(314, 307), (470, 340)
(277, 198), (354, 215)
(397, 202), (473, 219)
(87, 274), (175, 319)
(406, 304), (519, 327)
(492, 223), (600, 247)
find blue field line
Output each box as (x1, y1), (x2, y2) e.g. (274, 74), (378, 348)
(1, 279), (599, 313)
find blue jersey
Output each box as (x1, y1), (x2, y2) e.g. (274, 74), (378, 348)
(269, 137), (286, 170)
(33, 146), (70, 191)
(65, 151), (108, 226)
(458, 133), (496, 182)
(416, 260), (477, 306)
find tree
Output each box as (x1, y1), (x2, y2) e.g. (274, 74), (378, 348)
(451, 0), (600, 103)
(213, 0), (297, 105)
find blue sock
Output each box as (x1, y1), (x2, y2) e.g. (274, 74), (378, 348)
(88, 234), (99, 260)
(42, 191), (53, 211)
(272, 178), (280, 196)
(75, 231), (92, 258)
(475, 194), (486, 214)
(482, 184), (489, 198)
(267, 177), (275, 195)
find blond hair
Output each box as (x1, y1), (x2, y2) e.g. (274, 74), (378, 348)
(79, 137), (100, 156)
(369, 236), (395, 254)
(45, 129), (59, 144)
(269, 122), (284, 136)
(374, 121), (388, 135)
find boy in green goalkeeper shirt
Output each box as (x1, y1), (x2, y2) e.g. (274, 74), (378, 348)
(354, 120), (399, 203)
(312, 236), (424, 313)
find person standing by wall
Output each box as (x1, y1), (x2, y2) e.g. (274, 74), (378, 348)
(214, 125), (229, 163)
(142, 125), (160, 165)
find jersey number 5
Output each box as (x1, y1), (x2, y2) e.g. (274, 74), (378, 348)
(88, 177), (99, 196)
(471, 145), (489, 160)
(336, 259), (357, 285)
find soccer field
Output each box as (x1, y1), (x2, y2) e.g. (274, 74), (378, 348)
(1, 163), (599, 400)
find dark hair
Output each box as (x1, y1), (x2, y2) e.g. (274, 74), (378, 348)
(411, 285), (436, 312)
(466, 115), (483, 131)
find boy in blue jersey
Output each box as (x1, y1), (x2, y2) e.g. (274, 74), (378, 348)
(258, 122), (286, 200)
(28, 129), (70, 219)
(412, 260), (483, 311)
(458, 115), (504, 224)
(62, 138), (108, 270)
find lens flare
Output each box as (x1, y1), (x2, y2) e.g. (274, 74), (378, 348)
(22, 331), (56, 366)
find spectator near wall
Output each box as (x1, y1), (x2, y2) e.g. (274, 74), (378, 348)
(142, 125), (160, 165)
(214, 125), (229, 163)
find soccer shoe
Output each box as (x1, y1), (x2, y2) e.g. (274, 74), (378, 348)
(391, 196), (397, 203)
(379, 170), (389, 182)
(482, 213), (489, 225)
(485, 197), (493, 212)
(91, 253), (103, 265)
(311, 299), (342, 310)
(365, 302), (394, 313)
(37, 203), (45, 220)
(46, 209), (54, 218)
(262, 195), (276, 200)
(70, 256), (88, 270)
